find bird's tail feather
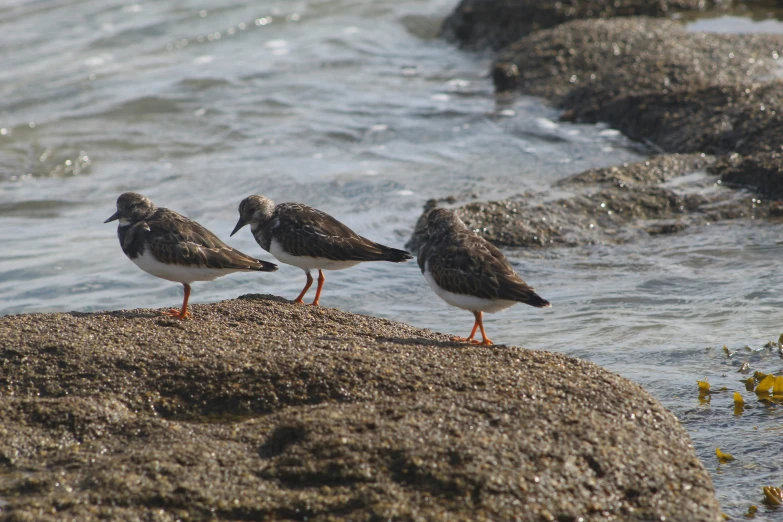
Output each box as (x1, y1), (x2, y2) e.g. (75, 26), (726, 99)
(248, 259), (278, 272)
(380, 245), (414, 263)
(523, 290), (551, 308)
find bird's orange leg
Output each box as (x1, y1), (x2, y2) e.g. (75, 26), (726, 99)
(310, 270), (325, 306)
(451, 312), (481, 344)
(475, 311), (493, 345)
(162, 283), (192, 320)
(294, 272), (314, 304)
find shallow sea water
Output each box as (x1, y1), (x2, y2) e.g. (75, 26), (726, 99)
(0, 0), (782, 518)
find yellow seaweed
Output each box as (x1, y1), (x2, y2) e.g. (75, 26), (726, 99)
(734, 392), (745, 416)
(754, 371), (769, 382)
(744, 505), (757, 518)
(763, 486), (783, 506)
(773, 376), (783, 396)
(715, 448), (735, 463)
(697, 380), (710, 392)
(756, 375), (775, 394)
(744, 377), (755, 391)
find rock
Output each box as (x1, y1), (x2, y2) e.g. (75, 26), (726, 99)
(489, 16), (783, 198)
(494, 17), (775, 102)
(0, 296), (721, 521)
(407, 154), (776, 251)
(560, 153), (715, 187)
(710, 152), (783, 201)
(440, 0), (726, 50)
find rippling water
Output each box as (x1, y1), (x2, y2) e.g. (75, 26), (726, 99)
(1, 0), (782, 518)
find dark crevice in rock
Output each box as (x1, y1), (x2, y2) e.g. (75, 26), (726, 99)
(258, 423), (309, 459)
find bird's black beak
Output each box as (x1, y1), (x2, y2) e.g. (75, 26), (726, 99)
(230, 217), (247, 237)
(104, 211), (120, 223)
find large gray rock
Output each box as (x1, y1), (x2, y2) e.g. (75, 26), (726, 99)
(0, 296), (722, 521)
(441, 0), (727, 50)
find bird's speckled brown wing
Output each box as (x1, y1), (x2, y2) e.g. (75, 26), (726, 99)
(271, 203), (410, 262)
(144, 208), (277, 271)
(424, 231), (548, 306)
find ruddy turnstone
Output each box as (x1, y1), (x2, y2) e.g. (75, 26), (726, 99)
(105, 192), (278, 319)
(231, 195), (413, 306)
(418, 208), (550, 345)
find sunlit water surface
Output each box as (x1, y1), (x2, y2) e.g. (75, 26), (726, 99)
(0, 0), (782, 518)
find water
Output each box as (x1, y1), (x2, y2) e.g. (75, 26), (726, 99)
(682, 2), (783, 34)
(0, 0), (781, 518)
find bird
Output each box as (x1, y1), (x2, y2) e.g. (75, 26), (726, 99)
(105, 192), (278, 319)
(417, 208), (550, 345)
(231, 195), (412, 306)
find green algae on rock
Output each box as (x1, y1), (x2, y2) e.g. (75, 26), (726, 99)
(0, 295), (722, 521)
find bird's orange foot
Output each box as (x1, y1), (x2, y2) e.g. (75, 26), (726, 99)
(309, 302), (320, 307)
(294, 298), (306, 304)
(450, 336), (480, 344)
(479, 338), (493, 346)
(161, 308), (190, 320)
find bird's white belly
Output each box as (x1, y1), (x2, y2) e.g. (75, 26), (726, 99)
(269, 238), (361, 271)
(131, 249), (237, 283)
(423, 266), (517, 314)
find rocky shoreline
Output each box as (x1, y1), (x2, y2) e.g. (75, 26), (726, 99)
(5, 2), (780, 519)
(0, 295), (722, 521)
(414, 0), (783, 247)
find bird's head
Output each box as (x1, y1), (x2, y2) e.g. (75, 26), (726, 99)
(104, 192), (157, 225)
(231, 195), (276, 236)
(425, 208), (467, 237)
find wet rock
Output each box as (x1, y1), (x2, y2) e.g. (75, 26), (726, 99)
(408, 155), (775, 251)
(710, 152), (783, 200)
(559, 81), (783, 157)
(495, 17), (776, 101)
(561, 153), (716, 187)
(0, 296), (722, 521)
(489, 16), (783, 198)
(646, 221), (690, 236)
(441, 0), (726, 51)
(492, 60), (520, 91)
